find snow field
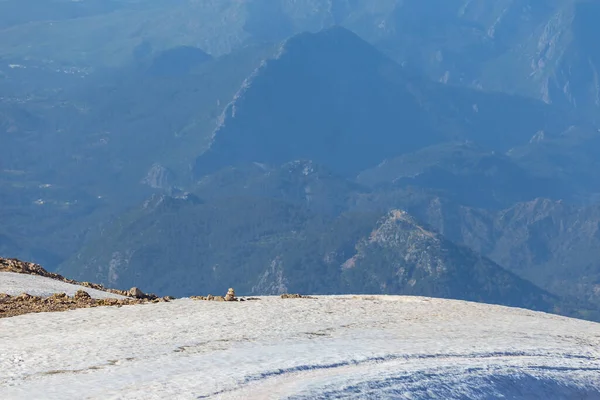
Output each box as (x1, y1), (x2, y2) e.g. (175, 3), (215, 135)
(0, 295), (599, 399)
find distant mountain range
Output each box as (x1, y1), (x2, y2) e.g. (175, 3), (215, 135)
(2, 2), (600, 321)
(2, 0), (599, 119)
(60, 191), (573, 317)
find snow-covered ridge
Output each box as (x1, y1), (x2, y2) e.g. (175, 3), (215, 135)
(0, 272), (125, 299)
(1, 295), (599, 399)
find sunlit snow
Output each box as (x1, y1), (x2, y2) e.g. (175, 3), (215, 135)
(1, 295), (599, 399)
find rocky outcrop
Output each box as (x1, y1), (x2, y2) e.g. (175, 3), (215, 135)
(110, 286), (158, 301)
(280, 293), (315, 299)
(192, 288), (244, 302)
(141, 163), (175, 189)
(0, 290), (172, 319)
(338, 209), (561, 313)
(192, 291), (313, 300)
(1, 257), (69, 281)
(74, 290), (91, 300)
(252, 257), (289, 295)
(0, 257), (160, 301)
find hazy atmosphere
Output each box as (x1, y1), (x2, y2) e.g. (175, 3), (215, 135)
(2, 1), (600, 398)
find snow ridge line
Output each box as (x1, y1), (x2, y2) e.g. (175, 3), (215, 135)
(286, 368), (600, 400)
(196, 350), (598, 398)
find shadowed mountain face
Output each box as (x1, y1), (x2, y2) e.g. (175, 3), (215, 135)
(145, 46), (212, 77)
(194, 27), (441, 177)
(193, 27), (580, 179)
(357, 142), (562, 208)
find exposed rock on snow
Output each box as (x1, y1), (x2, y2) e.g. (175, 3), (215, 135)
(128, 287), (145, 299)
(280, 293), (315, 299)
(0, 258), (161, 303)
(0, 296), (599, 399)
(0, 272), (173, 318)
(74, 290), (91, 300)
(192, 288), (243, 302)
(0, 287), (151, 319)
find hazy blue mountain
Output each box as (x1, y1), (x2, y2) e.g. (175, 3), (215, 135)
(0, 0), (126, 29)
(193, 27), (435, 177)
(349, 0), (600, 120)
(478, 0), (600, 120)
(1, 43), (277, 270)
(507, 126), (600, 203)
(357, 142), (561, 208)
(145, 46), (213, 77)
(194, 26), (581, 179)
(2, 0), (598, 119)
(194, 160), (364, 215)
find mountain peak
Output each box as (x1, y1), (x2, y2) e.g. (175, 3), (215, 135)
(146, 46), (212, 76)
(276, 25), (373, 56)
(270, 25), (394, 78)
(368, 209), (440, 245)
(193, 26), (435, 179)
(341, 208), (559, 311)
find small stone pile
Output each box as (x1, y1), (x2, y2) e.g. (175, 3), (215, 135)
(192, 288), (244, 302)
(225, 288), (236, 301)
(191, 289), (315, 301)
(0, 289), (174, 319)
(280, 293), (316, 299)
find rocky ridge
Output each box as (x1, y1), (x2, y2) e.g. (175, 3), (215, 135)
(339, 209), (563, 313)
(191, 289), (314, 301)
(0, 257), (158, 300)
(1, 258), (290, 318)
(0, 291), (174, 319)
(0, 257), (176, 318)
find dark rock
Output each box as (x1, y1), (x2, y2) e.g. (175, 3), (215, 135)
(128, 287), (145, 299)
(74, 290), (91, 300)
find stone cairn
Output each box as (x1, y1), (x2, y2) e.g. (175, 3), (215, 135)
(191, 287), (253, 302)
(225, 288), (236, 301)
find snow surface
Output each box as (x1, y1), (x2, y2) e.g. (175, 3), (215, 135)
(0, 272), (126, 299)
(1, 295), (599, 399)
